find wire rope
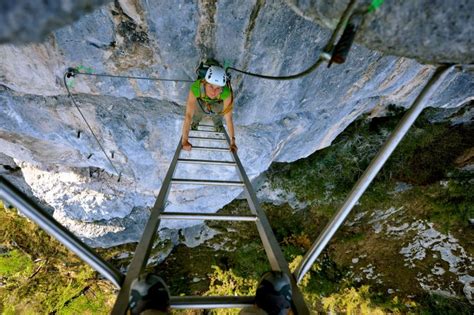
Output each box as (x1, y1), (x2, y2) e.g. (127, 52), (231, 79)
(63, 72), (122, 181)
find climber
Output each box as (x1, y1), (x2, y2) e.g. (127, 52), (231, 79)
(128, 271), (293, 315)
(181, 65), (238, 153)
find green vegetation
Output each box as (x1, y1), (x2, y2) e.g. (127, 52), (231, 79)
(205, 266), (257, 297)
(262, 105), (474, 313)
(321, 285), (420, 314)
(418, 292), (473, 315)
(267, 106), (473, 206)
(202, 266), (258, 315)
(427, 175), (474, 231)
(157, 105), (473, 314)
(0, 201), (116, 314)
(0, 250), (33, 278)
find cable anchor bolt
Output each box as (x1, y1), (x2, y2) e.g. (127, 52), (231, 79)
(66, 67), (79, 78)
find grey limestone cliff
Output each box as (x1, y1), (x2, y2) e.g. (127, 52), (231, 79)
(0, 0), (473, 247)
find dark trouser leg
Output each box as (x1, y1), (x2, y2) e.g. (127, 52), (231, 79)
(211, 102), (224, 132)
(191, 106), (205, 130)
(212, 115), (224, 132)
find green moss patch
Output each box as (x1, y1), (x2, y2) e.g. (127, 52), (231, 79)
(0, 203), (116, 314)
(0, 249), (33, 277)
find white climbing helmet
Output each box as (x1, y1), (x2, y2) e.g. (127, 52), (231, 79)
(205, 66), (227, 87)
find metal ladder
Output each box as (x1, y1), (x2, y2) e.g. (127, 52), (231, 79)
(111, 118), (310, 313)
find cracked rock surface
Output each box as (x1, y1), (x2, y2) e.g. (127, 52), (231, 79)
(0, 0), (473, 246)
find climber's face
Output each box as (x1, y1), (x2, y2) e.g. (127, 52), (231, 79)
(205, 83), (222, 99)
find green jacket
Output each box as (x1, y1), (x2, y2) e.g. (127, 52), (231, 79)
(190, 80), (231, 105)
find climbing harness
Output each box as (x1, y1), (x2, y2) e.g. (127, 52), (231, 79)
(196, 93), (221, 115)
(195, 79), (232, 115)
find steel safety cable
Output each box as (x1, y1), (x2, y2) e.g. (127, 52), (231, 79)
(68, 68), (194, 83)
(227, 0), (371, 80)
(67, 0), (361, 83)
(63, 72), (122, 181)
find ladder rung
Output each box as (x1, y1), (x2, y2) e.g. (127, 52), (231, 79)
(198, 124), (215, 127)
(170, 296), (254, 308)
(171, 179), (244, 186)
(195, 126), (215, 130)
(160, 212), (258, 221)
(191, 146), (230, 152)
(189, 136), (227, 141)
(178, 158), (236, 166)
(191, 129), (224, 134)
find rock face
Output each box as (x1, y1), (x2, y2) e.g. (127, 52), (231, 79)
(285, 0), (474, 64)
(0, 0), (111, 44)
(0, 0), (473, 246)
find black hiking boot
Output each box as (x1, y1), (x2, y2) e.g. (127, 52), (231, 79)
(215, 123), (224, 133)
(129, 273), (170, 314)
(255, 271), (292, 315)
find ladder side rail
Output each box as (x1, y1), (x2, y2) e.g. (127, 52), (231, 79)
(0, 176), (124, 288)
(112, 139), (183, 314)
(294, 65), (455, 283)
(221, 131), (310, 315)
